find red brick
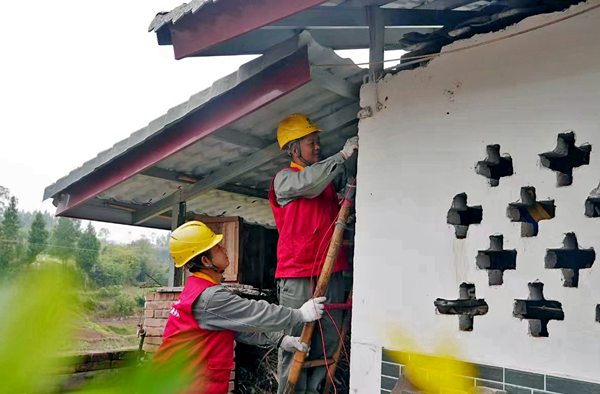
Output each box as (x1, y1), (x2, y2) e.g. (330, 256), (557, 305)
(143, 336), (164, 346)
(144, 318), (166, 328)
(157, 292), (181, 301)
(145, 292), (156, 302)
(144, 327), (165, 337)
(157, 301), (175, 309)
(144, 309), (154, 318)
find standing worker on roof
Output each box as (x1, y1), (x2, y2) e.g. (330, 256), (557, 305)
(269, 113), (358, 393)
(153, 220), (327, 394)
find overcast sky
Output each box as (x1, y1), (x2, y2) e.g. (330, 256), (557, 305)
(0, 0), (376, 243)
(0, 0), (261, 242)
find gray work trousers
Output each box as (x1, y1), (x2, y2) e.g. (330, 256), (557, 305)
(277, 272), (345, 394)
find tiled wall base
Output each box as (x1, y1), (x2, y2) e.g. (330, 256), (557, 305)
(381, 349), (600, 394)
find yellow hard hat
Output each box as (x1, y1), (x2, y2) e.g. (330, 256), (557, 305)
(169, 221), (223, 268)
(276, 113), (322, 150)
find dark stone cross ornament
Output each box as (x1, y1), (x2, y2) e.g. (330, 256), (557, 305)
(584, 181), (600, 218)
(434, 283), (488, 331)
(539, 131), (592, 187)
(475, 144), (514, 187)
(447, 193), (483, 239)
(513, 282), (564, 337)
(476, 234), (517, 286)
(545, 232), (595, 287)
(506, 186), (555, 237)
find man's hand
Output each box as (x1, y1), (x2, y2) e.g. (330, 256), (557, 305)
(299, 296), (326, 322)
(340, 136), (359, 160)
(280, 335), (309, 353)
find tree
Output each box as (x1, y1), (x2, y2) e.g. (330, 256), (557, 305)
(76, 223), (100, 274)
(0, 185), (10, 215)
(27, 212), (49, 263)
(48, 218), (81, 261)
(0, 196), (21, 271)
(92, 245), (140, 286)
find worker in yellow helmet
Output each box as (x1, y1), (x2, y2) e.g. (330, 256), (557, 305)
(269, 113), (358, 393)
(153, 220), (326, 394)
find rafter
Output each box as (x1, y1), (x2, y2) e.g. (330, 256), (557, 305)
(132, 102), (360, 225)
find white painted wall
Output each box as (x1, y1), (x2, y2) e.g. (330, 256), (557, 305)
(351, 2), (600, 392)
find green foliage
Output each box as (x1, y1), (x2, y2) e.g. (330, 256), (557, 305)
(107, 325), (134, 335)
(77, 222), (100, 274)
(0, 185), (10, 214)
(48, 217), (82, 260)
(135, 293), (146, 307)
(0, 263), (79, 393)
(18, 209), (57, 230)
(80, 351), (192, 394)
(0, 196), (22, 273)
(80, 286), (143, 319)
(110, 293), (137, 318)
(92, 241), (167, 287)
(0, 264), (192, 394)
(27, 211), (49, 263)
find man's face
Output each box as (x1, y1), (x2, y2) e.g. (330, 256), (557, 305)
(208, 244), (230, 271)
(296, 132), (321, 164)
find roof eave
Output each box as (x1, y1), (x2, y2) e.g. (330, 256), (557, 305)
(47, 46), (312, 217)
(150, 0), (329, 59)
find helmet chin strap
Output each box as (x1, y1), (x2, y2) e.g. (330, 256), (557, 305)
(296, 143), (312, 167)
(207, 264), (225, 274)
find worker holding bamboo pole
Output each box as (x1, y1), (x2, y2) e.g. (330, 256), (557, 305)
(269, 113), (358, 393)
(153, 220), (327, 394)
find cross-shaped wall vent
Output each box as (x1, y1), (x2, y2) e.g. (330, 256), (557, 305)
(513, 282), (564, 337)
(475, 144), (514, 187)
(539, 131), (591, 187)
(476, 234), (517, 286)
(434, 283), (488, 331)
(507, 186), (555, 237)
(545, 232), (595, 288)
(447, 193), (483, 239)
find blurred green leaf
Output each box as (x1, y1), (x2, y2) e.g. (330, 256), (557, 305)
(80, 349), (193, 394)
(0, 263), (193, 394)
(0, 263), (79, 393)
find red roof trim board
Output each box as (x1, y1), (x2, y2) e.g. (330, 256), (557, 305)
(56, 47), (312, 216)
(168, 0), (328, 59)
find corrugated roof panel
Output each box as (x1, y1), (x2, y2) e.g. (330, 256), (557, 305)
(43, 36), (312, 201)
(44, 32), (365, 229)
(186, 189), (274, 227)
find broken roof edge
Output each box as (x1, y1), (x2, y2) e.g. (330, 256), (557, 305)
(43, 31), (363, 203)
(388, 0), (588, 75)
(149, 0), (215, 33)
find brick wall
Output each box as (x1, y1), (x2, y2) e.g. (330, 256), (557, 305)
(142, 287), (181, 353)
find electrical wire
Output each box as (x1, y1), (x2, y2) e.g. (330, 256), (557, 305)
(306, 190), (355, 392)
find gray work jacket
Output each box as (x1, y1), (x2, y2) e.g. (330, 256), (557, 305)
(192, 285), (304, 346)
(273, 152), (349, 207)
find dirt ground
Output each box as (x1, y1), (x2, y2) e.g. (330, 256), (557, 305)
(73, 317), (141, 353)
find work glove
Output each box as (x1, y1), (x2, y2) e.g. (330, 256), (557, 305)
(280, 335), (309, 353)
(340, 136), (359, 160)
(299, 296), (326, 322)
